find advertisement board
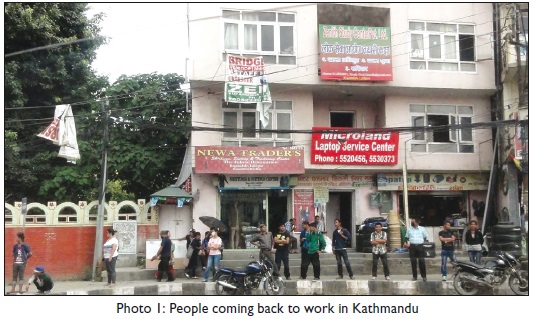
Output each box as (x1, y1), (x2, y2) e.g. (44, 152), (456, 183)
(310, 127), (399, 165)
(293, 189), (315, 231)
(224, 55), (271, 103)
(319, 24), (393, 81)
(377, 173), (489, 191)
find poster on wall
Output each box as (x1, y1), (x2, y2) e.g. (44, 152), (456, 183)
(293, 189), (315, 231)
(311, 127), (399, 165)
(319, 24), (393, 81)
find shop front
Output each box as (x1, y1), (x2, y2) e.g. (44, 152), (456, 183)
(194, 146), (304, 249)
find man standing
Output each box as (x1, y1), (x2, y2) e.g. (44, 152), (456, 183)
(151, 230), (174, 282)
(303, 222), (326, 281)
(285, 218), (298, 253)
(274, 222), (291, 280)
(299, 221), (310, 279)
(250, 224), (279, 277)
(370, 223), (390, 280)
(10, 232), (32, 294)
(404, 218), (428, 281)
(332, 218), (354, 279)
(438, 221), (456, 281)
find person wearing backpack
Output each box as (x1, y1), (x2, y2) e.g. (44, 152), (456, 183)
(332, 218), (354, 279)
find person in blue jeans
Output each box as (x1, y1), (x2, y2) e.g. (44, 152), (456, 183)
(438, 221), (456, 281)
(203, 229), (222, 282)
(465, 220), (484, 265)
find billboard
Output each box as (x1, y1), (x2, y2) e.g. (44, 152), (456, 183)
(310, 127), (399, 165)
(377, 173), (488, 191)
(319, 24), (393, 81)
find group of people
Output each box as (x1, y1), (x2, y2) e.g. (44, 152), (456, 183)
(9, 232), (54, 294)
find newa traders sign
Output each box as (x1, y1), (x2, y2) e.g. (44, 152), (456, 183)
(311, 127), (399, 165)
(377, 173), (489, 191)
(224, 55), (271, 103)
(319, 24), (392, 81)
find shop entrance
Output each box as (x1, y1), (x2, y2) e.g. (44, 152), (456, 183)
(326, 191), (353, 245)
(267, 189), (288, 234)
(399, 194), (465, 227)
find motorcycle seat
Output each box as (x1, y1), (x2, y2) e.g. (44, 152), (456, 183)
(218, 267), (257, 276)
(456, 260), (485, 269)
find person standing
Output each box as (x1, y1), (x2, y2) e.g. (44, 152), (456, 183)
(285, 218), (298, 253)
(465, 220), (484, 265)
(25, 266), (54, 294)
(439, 221), (456, 281)
(370, 223), (390, 280)
(103, 228), (119, 287)
(299, 221), (310, 279)
(250, 224), (279, 277)
(151, 230), (174, 282)
(274, 222), (291, 280)
(303, 222), (326, 281)
(178, 229), (196, 249)
(185, 232), (202, 279)
(404, 218), (428, 282)
(201, 231), (210, 270)
(203, 229), (222, 282)
(9, 232), (32, 294)
(332, 218), (354, 279)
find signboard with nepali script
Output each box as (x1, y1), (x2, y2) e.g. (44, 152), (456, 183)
(195, 146), (304, 174)
(311, 127), (399, 165)
(319, 24), (393, 81)
(377, 173), (488, 191)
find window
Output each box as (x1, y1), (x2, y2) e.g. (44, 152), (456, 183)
(409, 21), (476, 72)
(58, 207), (77, 223)
(25, 208), (46, 224)
(222, 100), (293, 146)
(5, 209), (12, 224)
(88, 206), (108, 222)
(410, 104), (474, 153)
(330, 112), (355, 127)
(223, 10), (296, 65)
(118, 206), (137, 221)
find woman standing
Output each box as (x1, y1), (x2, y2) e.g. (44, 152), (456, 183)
(203, 229), (222, 282)
(465, 220), (484, 264)
(9, 232), (32, 294)
(185, 232), (202, 279)
(103, 228), (119, 287)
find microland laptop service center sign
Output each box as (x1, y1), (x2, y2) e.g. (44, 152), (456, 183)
(311, 127), (399, 165)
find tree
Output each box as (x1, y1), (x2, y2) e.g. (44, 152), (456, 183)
(4, 3), (108, 202)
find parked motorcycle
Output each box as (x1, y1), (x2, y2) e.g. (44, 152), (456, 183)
(215, 254), (285, 295)
(452, 251), (528, 295)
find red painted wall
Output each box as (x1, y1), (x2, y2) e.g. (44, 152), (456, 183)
(5, 224), (159, 281)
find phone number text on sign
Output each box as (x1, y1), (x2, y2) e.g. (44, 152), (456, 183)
(314, 154), (396, 165)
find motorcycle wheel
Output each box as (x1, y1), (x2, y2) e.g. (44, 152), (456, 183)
(509, 270), (528, 296)
(264, 276), (285, 295)
(215, 274), (238, 296)
(453, 272), (480, 296)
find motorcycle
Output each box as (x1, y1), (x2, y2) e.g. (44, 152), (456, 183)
(215, 254), (285, 295)
(452, 251), (528, 295)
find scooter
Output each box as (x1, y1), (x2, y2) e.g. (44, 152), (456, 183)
(452, 251), (528, 295)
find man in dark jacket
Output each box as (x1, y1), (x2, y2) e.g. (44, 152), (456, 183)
(151, 230), (174, 282)
(332, 218), (354, 279)
(274, 222), (291, 280)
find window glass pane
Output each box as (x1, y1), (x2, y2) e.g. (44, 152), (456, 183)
(427, 23), (456, 32)
(241, 103), (256, 109)
(411, 143), (427, 152)
(224, 23), (238, 50)
(429, 143), (457, 152)
(459, 144), (474, 153)
(460, 63), (476, 72)
(259, 12), (276, 21)
(411, 34), (424, 59)
(242, 112), (256, 138)
(409, 21), (425, 31)
(276, 101), (292, 110)
(444, 35), (457, 59)
(278, 13), (295, 22)
(244, 24), (257, 50)
(458, 24), (475, 33)
(459, 35), (475, 61)
(410, 61), (426, 70)
(458, 106), (473, 114)
(460, 117), (473, 141)
(277, 113), (291, 139)
(427, 115), (450, 142)
(223, 10), (240, 20)
(427, 105), (455, 114)
(263, 55), (276, 64)
(280, 26), (294, 54)
(412, 116), (425, 140)
(428, 62), (458, 71)
(279, 56), (296, 64)
(259, 113), (272, 139)
(223, 112), (238, 137)
(261, 25), (275, 51)
(410, 104), (425, 113)
(243, 12), (259, 21)
(429, 35), (442, 59)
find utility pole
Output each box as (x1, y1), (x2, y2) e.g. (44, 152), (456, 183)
(92, 98), (110, 281)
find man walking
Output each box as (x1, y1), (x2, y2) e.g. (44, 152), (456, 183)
(151, 230), (174, 282)
(439, 221), (456, 281)
(303, 222), (326, 281)
(370, 223), (390, 280)
(404, 218), (428, 282)
(274, 222), (291, 280)
(332, 218), (354, 279)
(250, 224), (279, 277)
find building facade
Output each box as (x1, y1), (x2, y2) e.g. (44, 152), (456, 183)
(187, 3), (496, 248)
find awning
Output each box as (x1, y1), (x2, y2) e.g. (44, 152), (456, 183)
(150, 186), (193, 206)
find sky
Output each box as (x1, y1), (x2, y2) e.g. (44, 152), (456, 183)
(86, 3), (189, 83)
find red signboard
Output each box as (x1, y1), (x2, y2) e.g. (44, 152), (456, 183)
(310, 127), (399, 165)
(195, 146), (305, 174)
